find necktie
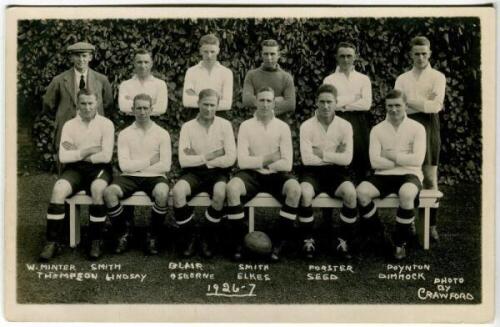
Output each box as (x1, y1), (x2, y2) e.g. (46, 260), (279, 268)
(79, 75), (85, 90)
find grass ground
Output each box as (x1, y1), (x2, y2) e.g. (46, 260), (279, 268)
(16, 173), (481, 304)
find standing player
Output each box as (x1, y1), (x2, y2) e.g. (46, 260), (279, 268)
(323, 42), (372, 181)
(39, 89), (114, 261)
(242, 39), (296, 116)
(172, 89), (236, 258)
(103, 94), (171, 255)
(226, 87), (301, 262)
(183, 34), (233, 120)
(118, 48), (168, 116)
(43, 42), (113, 153)
(395, 36), (446, 242)
(298, 84), (357, 259)
(356, 89), (426, 260)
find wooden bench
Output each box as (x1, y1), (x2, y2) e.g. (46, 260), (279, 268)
(66, 190), (443, 250)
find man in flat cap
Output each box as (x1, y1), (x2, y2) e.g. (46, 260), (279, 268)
(43, 41), (113, 155)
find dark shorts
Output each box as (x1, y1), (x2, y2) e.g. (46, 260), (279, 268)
(111, 175), (169, 199)
(408, 112), (441, 166)
(365, 174), (422, 200)
(60, 162), (112, 195)
(336, 111), (371, 177)
(233, 169), (296, 204)
(299, 165), (351, 198)
(178, 167), (230, 198)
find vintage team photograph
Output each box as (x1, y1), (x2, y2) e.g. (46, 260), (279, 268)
(5, 5), (495, 323)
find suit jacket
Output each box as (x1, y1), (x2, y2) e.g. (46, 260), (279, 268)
(43, 68), (113, 150)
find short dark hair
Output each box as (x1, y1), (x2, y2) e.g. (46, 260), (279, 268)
(198, 88), (220, 103)
(256, 86), (275, 98)
(134, 48), (153, 60)
(317, 84), (337, 98)
(77, 89), (97, 101)
(261, 39), (280, 49)
(385, 89), (407, 103)
(410, 36), (431, 48)
(336, 41), (357, 54)
(199, 34), (220, 47)
(133, 93), (153, 107)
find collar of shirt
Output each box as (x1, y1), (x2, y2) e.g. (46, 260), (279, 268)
(334, 66), (356, 74)
(313, 113), (337, 132)
(253, 113), (276, 125)
(195, 115), (220, 129)
(131, 121), (157, 133)
(411, 64), (433, 76)
(259, 63), (281, 72)
(75, 113), (98, 126)
(384, 115), (410, 129)
(74, 68), (88, 80)
(131, 74), (155, 82)
(196, 61), (222, 70)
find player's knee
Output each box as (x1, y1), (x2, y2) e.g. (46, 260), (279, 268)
(226, 179), (242, 202)
(356, 184), (372, 206)
(51, 180), (72, 203)
(300, 184), (314, 206)
(90, 180), (107, 202)
(172, 183), (188, 207)
(103, 186), (120, 206)
(153, 184), (169, 206)
(285, 180), (301, 204)
(343, 186), (357, 208)
(212, 183), (226, 206)
(399, 184), (418, 207)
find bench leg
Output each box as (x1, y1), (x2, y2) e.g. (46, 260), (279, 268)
(69, 203), (80, 248)
(248, 207), (255, 232)
(416, 207), (430, 250)
(423, 207), (430, 250)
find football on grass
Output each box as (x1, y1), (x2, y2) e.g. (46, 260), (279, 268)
(244, 231), (272, 255)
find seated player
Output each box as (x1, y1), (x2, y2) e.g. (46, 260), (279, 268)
(103, 94), (171, 255)
(39, 89), (114, 261)
(172, 89), (236, 258)
(356, 89), (426, 260)
(299, 84), (357, 260)
(226, 87), (301, 262)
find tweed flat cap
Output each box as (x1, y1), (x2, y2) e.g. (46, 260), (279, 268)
(67, 42), (95, 53)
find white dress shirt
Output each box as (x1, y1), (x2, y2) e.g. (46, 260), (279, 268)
(300, 114), (353, 166)
(74, 69), (88, 94)
(118, 74), (168, 115)
(59, 114), (114, 164)
(237, 116), (292, 175)
(118, 122), (171, 177)
(369, 117), (426, 181)
(182, 61), (233, 111)
(323, 67), (372, 111)
(178, 116), (236, 169)
(395, 65), (446, 115)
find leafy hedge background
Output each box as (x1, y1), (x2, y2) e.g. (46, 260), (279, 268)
(17, 17), (481, 185)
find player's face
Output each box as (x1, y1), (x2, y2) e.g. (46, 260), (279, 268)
(77, 94), (97, 121)
(134, 53), (153, 77)
(200, 44), (220, 63)
(198, 95), (218, 121)
(71, 52), (92, 72)
(132, 99), (152, 123)
(255, 91), (275, 119)
(336, 47), (356, 71)
(316, 92), (336, 120)
(385, 97), (406, 123)
(261, 46), (280, 69)
(411, 45), (431, 70)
